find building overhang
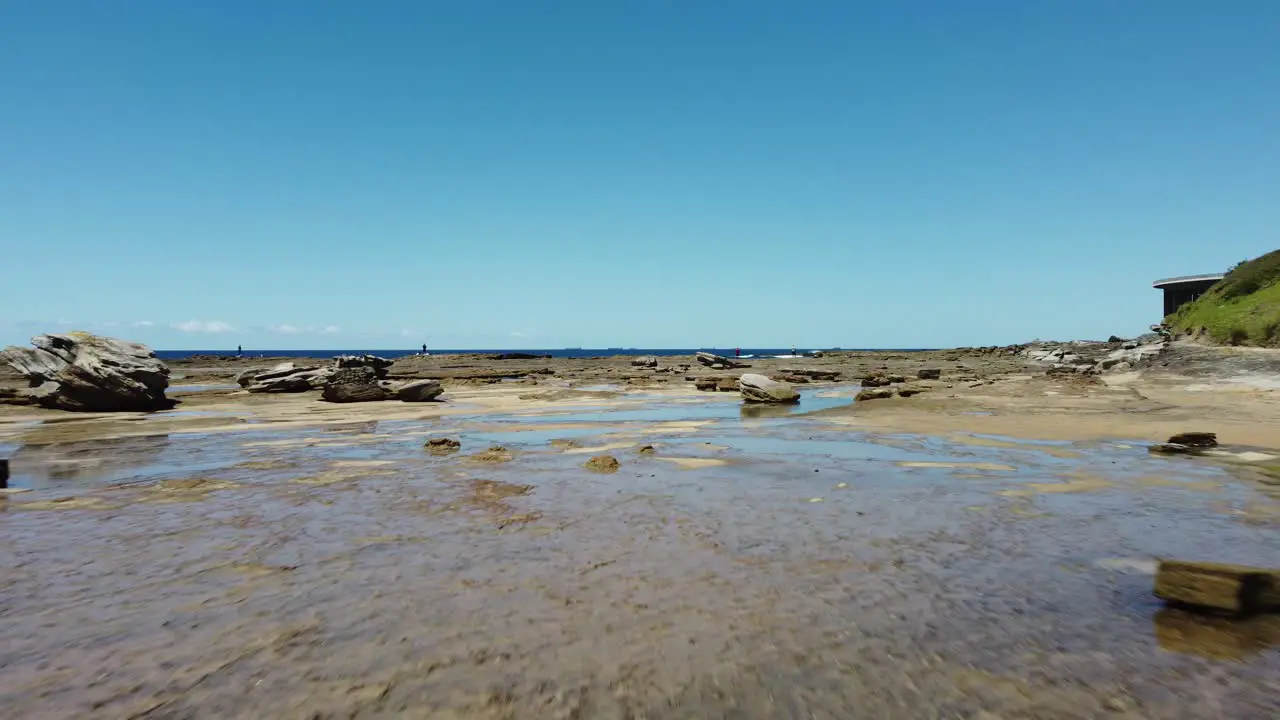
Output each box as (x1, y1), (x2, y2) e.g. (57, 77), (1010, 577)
(1152, 273), (1225, 289)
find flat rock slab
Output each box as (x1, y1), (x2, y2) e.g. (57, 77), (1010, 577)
(1155, 559), (1280, 615)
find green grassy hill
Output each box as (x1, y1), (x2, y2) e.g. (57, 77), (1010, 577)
(1168, 249), (1280, 346)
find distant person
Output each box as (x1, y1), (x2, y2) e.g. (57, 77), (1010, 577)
(237, 345), (242, 357)
(421, 343), (427, 355)
(791, 346), (796, 357)
(735, 347), (740, 358)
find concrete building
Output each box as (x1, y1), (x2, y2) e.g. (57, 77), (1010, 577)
(1153, 273), (1225, 317)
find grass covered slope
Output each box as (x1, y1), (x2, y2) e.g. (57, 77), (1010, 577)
(1169, 249), (1280, 346)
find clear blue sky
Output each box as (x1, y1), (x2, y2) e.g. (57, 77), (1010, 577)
(2, 1), (1277, 350)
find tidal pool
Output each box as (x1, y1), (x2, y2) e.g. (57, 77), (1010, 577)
(1, 390), (1277, 718)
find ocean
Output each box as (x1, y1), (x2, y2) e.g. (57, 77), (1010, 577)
(155, 348), (933, 361)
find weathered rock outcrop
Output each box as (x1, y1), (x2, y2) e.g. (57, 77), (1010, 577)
(0, 332), (172, 411)
(396, 379), (444, 402)
(778, 368), (841, 381)
(335, 354), (393, 379)
(241, 362), (335, 393)
(739, 373), (799, 404)
(696, 352), (749, 370)
(321, 367), (388, 403)
(489, 352), (551, 360)
(1020, 336), (1169, 375)
(631, 356), (658, 368)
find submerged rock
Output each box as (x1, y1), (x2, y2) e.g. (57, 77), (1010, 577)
(0, 332), (171, 411)
(739, 373), (799, 404)
(321, 367), (387, 403)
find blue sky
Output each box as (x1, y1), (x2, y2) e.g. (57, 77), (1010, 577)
(2, 1), (1277, 350)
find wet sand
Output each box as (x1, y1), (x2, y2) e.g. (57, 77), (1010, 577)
(2, 345), (1279, 717)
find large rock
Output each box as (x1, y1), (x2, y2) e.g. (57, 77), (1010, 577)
(396, 379), (444, 402)
(321, 367), (388, 403)
(739, 373), (799, 404)
(335, 354), (393, 379)
(696, 352), (749, 369)
(0, 332), (172, 411)
(242, 362), (335, 393)
(631, 356), (658, 368)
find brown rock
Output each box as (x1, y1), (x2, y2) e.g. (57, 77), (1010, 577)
(585, 455), (621, 473)
(1154, 559), (1280, 615)
(917, 368), (942, 380)
(1167, 432), (1218, 448)
(425, 437), (462, 455)
(856, 388), (894, 401)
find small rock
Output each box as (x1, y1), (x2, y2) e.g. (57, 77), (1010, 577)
(856, 387), (894, 401)
(716, 378), (740, 392)
(896, 385), (929, 398)
(1167, 432), (1217, 448)
(585, 455), (621, 473)
(637, 444), (656, 455)
(631, 356), (658, 368)
(1148, 443), (1205, 456)
(917, 368), (942, 380)
(425, 437), (461, 455)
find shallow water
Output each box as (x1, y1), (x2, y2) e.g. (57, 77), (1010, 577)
(1, 392), (1279, 718)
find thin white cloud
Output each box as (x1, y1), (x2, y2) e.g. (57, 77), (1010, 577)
(173, 320), (235, 334)
(270, 324), (300, 334)
(321, 325), (340, 334)
(399, 329), (417, 338)
(510, 331), (528, 337)
(133, 320), (155, 328)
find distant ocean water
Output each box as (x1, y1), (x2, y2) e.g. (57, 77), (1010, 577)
(156, 348), (934, 360)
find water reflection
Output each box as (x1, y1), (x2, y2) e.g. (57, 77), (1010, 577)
(1154, 608), (1280, 661)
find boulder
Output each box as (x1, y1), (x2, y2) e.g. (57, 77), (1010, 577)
(917, 368), (942, 380)
(696, 352), (749, 369)
(321, 367), (388, 403)
(396, 379), (444, 402)
(896, 385), (930, 398)
(246, 366), (335, 393)
(0, 332), (172, 411)
(856, 387), (894, 401)
(335, 354), (393, 379)
(739, 373), (799, 404)
(631, 356), (659, 368)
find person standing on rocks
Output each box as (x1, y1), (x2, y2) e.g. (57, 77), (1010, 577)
(237, 345), (242, 357)
(421, 343), (428, 355)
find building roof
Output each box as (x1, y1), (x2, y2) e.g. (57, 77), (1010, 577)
(1152, 273), (1225, 289)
